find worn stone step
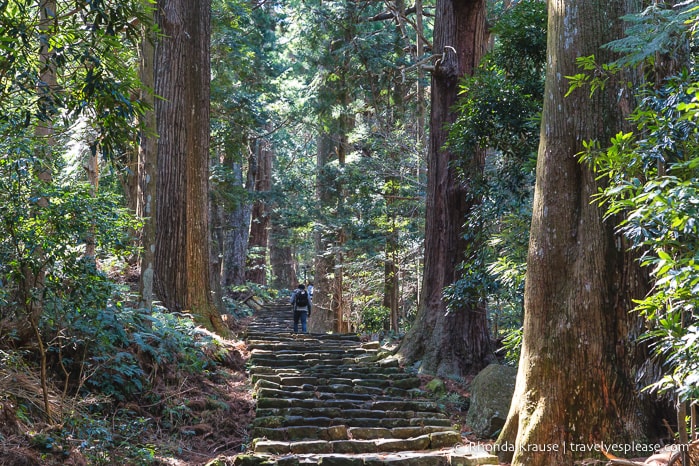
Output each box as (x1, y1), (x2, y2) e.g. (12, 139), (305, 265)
(255, 398), (442, 415)
(250, 373), (421, 391)
(249, 365), (408, 378)
(253, 431), (461, 455)
(234, 450), (498, 466)
(252, 416), (454, 429)
(234, 452), (450, 466)
(255, 407), (451, 421)
(255, 382), (420, 400)
(256, 387), (402, 402)
(249, 356), (378, 367)
(246, 333), (362, 343)
(249, 341), (378, 351)
(250, 349), (375, 359)
(251, 425), (458, 442)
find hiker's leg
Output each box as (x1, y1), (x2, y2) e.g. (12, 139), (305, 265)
(293, 310), (300, 333)
(301, 311), (307, 333)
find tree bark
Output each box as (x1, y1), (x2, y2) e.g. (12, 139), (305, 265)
(396, 0), (490, 378)
(29, 0), (58, 422)
(309, 132), (336, 334)
(245, 134), (273, 285)
(222, 160), (252, 288)
(495, 1), (653, 464)
(269, 211), (296, 290)
(153, 0), (226, 334)
(137, 6), (157, 310)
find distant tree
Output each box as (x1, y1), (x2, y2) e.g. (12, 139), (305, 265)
(396, 0), (491, 378)
(153, 0), (226, 333)
(245, 133), (273, 285)
(209, 0), (282, 291)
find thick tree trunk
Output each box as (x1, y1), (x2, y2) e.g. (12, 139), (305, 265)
(222, 160), (252, 288)
(309, 133), (336, 333)
(396, 0), (490, 378)
(495, 1), (652, 464)
(245, 135), (272, 285)
(137, 11), (157, 310)
(154, 0), (226, 334)
(269, 212), (296, 290)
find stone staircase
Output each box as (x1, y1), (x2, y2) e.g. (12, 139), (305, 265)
(236, 303), (499, 466)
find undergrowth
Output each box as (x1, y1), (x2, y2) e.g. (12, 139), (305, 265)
(0, 301), (250, 465)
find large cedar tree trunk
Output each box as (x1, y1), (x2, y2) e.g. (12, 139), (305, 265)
(269, 212), (296, 290)
(396, 0), (490, 378)
(495, 1), (653, 464)
(153, 0), (226, 334)
(245, 135), (273, 285)
(222, 160), (252, 288)
(309, 133), (337, 334)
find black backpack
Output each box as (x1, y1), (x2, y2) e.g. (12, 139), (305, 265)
(295, 290), (309, 307)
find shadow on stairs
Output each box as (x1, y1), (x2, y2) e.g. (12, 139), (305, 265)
(235, 303), (499, 466)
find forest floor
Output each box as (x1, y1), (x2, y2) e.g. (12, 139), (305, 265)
(0, 302), (497, 466)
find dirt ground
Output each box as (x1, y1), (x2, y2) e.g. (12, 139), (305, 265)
(0, 317), (257, 466)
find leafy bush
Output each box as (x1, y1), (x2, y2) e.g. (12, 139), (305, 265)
(583, 70), (699, 401)
(358, 305), (390, 334)
(63, 305), (225, 400)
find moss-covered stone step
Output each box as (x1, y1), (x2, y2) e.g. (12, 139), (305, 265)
(253, 431), (461, 455)
(253, 381), (418, 400)
(249, 341), (376, 351)
(233, 452), (451, 466)
(256, 387), (402, 402)
(248, 365), (409, 379)
(249, 366), (418, 381)
(252, 416), (454, 429)
(254, 383), (419, 401)
(250, 374), (421, 390)
(251, 425), (458, 442)
(255, 396), (442, 414)
(255, 407), (451, 422)
(249, 356), (379, 368)
(234, 450), (498, 466)
(246, 333), (362, 343)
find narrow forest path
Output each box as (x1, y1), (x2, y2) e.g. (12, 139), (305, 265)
(234, 303), (499, 466)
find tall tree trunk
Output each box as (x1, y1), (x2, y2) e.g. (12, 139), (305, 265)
(495, 1), (653, 464)
(26, 0), (58, 421)
(396, 0), (490, 378)
(415, 0), (426, 149)
(222, 160), (252, 288)
(383, 239), (399, 331)
(137, 9), (157, 309)
(84, 151), (99, 260)
(154, 0), (226, 334)
(245, 134), (273, 285)
(269, 211), (296, 290)
(310, 133), (336, 333)
(382, 0), (406, 333)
